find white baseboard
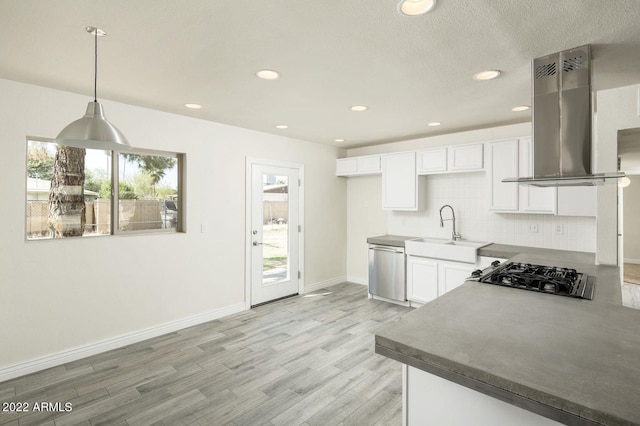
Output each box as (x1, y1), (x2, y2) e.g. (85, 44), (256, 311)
(303, 276), (348, 293)
(346, 276), (367, 286)
(624, 258), (640, 265)
(0, 302), (247, 383)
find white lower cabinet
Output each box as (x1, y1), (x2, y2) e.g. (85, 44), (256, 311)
(406, 257), (439, 304)
(407, 256), (476, 304)
(404, 365), (562, 425)
(439, 262), (476, 294)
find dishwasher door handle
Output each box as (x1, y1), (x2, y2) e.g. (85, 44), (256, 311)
(370, 247), (403, 254)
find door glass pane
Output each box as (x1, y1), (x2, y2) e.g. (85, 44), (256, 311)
(262, 174), (289, 284)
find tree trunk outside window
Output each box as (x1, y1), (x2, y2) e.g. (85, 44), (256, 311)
(48, 146), (86, 237)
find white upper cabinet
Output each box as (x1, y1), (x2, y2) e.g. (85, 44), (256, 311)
(417, 143), (483, 175)
(417, 147), (447, 174)
(336, 155), (381, 176)
(557, 186), (597, 216)
(518, 137), (556, 214)
(488, 139), (520, 211)
(448, 143), (484, 172)
(488, 138), (556, 214)
(382, 151), (418, 211)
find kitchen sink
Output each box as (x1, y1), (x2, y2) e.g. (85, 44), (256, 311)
(405, 238), (490, 263)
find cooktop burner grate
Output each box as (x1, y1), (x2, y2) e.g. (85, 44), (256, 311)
(478, 262), (595, 300)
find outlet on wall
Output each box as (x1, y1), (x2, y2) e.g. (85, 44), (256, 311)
(555, 224), (564, 235)
(528, 224), (539, 233)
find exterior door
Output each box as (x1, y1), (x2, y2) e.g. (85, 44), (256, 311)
(250, 163), (300, 306)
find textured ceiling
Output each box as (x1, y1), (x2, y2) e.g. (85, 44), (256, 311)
(1, 0), (640, 148)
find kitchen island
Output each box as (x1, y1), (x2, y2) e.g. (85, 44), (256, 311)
(375, 246), (639, 425)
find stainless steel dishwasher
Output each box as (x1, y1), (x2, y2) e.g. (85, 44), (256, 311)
(368, 244), (406, 302)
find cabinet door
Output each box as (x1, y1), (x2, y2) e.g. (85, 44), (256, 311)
(407, 256), (439, 303)
(518, 138), (556, 214)
(439, 262), (475, 295)
(557, 186), (597, 216)
(418, 148), (447, 174)
(448, 144), (483, 171)
(382, 152), (418, 211)
(336, 158), (358, 176)
(488, 140), (519, 211)
(357, 156), (381, 174)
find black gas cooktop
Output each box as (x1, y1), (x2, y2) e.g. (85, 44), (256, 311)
(473, 262), (595, 300)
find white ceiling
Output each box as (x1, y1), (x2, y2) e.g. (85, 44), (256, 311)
(1, 0), (640, 148)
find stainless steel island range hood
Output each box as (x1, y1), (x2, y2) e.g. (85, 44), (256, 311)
(503, 45), (624, 187)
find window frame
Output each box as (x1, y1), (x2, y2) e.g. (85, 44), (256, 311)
(25, 137), (186, 241)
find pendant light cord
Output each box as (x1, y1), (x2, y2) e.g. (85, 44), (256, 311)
(94, 28), (98, 102)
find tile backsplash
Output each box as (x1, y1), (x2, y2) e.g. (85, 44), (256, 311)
(386, 172), (596, 253)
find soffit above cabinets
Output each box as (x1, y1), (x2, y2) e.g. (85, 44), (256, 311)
(1, 0), (640, 148)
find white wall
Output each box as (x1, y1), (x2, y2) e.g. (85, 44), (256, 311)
(345, 124), (597, 283)
(623, 175), (640, 262)
(596, 85), (640, 265)
(0, 78), (346, 372)
(346, 176), (386, 284)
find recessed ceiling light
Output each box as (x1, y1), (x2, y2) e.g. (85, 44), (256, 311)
(334, 139), (345, 142)
(184, 103), (202, 109)
(275, 124), (288, 129)
(399, 0), (437, 16)
(473, 70), (501, 81)
(428, 122), (442, 127)
(511, 105), (530, 112)
(256, 69), (280, 80)
(350, 105), (368, 111)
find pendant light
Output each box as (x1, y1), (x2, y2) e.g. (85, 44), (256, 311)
(55, 26), (131, 151)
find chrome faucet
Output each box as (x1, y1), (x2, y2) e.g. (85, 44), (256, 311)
(439, 204), (461, 241)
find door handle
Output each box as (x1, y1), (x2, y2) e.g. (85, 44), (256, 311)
(253, 241), (263, 246)
(370, 247), (403, 253)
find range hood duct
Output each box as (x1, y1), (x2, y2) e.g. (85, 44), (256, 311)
(503, 45), (624, 187)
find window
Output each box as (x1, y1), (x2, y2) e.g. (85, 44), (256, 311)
(117, 152), (180, 233)
(25, 138), (184, 240)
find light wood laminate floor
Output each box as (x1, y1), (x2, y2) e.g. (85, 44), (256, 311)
(0, 283), (411, 426)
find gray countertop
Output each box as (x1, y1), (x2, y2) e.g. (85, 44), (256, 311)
(479, 243), (597, 264)
(366, 234), (419, 247)
(375, 247), (639, 425)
